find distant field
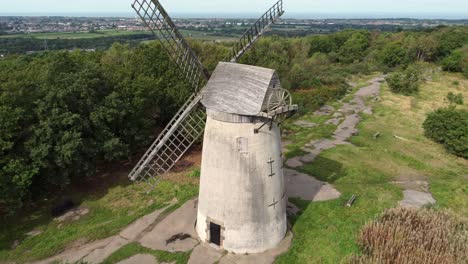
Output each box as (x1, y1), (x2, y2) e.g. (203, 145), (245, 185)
(0, 29), (240, 41)
(175, 29), (240, 41)
(0, 30), (153, 40)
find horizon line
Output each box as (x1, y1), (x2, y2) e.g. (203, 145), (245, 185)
(1, 11), (467, 20)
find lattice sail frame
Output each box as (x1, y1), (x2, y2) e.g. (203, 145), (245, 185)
(129, 0), (211, 185)
(228, 0), (284, 63)
(129, 94), (205, 185)
(132, 0), (209, 91)
(129, 0), (285, 187)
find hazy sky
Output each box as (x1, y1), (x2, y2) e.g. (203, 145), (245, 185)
(1, 0), (467, 17)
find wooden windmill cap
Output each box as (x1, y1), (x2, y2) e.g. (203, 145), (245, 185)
(201, 62), (281, 116)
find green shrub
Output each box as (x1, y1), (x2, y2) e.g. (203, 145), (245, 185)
(423, 107), (468, 158)
(293, 83), (348, 114)
(447, 92), (464, 105)
(350, 208), (468, 264)
(379, 41), (407, 68)
(442, 50), (464, 72)
(385, 64), (422, 95)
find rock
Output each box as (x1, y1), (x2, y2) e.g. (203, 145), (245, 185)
(117, 254), (158, 264)
(399, 190), (436, 209)
(334, 114), (360, 141)
(393, 171), (429, 192)
(293, 120), (318, 128)
(373, 132), (380, 139)
(34, 202), (177, 264)
(34, 236), (117, 264)
(333, 112), (343, 118)
(120, 203), (173, 240)
(300, 151), (320, 163)
(26, 229), (43, 237)
(11, 240), (20, 249)
(51, 200), (75, 217)
(314, 105), (335, 116)
(363, 107), (373, 115)
(83, 236), (130, 264)
(54, 207), (90, 222)
(284, 169), (341, 201)
(139, 200), (199, 252)
(219, 232), (293, 264)
(325, 118), (343, 126)
(285, 157), (303, 168)
(287, 202), (300, 216)
(188, 243), (224, 264)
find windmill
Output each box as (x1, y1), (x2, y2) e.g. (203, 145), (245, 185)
(130, 0), (297, 253)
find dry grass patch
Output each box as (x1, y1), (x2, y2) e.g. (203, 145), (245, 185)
(350, 208), (468, 264)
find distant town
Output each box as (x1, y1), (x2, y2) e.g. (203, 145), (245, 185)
(1, 16), (467, 36)
(1, 16), (467, 55)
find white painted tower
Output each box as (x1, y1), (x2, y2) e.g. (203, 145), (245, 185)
(196, 63), (296, 253)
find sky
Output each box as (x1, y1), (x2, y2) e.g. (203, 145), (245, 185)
(1, 0), (467, 18)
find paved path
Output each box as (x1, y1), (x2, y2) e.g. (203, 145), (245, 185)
(33, 199), (178, 264)
(283, 77), (385, 202)
(284, 76), (436, 208)
(286, 77), (384, 169)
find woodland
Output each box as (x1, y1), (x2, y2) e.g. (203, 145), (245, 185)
(1, 25), (467, 215)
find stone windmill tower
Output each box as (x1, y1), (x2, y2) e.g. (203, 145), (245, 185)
(129, 0), (297, 253)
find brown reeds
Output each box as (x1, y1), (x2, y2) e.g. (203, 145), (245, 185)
(349, 208), (468, 264)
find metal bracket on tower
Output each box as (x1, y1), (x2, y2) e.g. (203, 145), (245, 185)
(254, 119), (274, 134)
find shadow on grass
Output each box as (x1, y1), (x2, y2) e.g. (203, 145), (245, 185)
(299, 156), (345, 183)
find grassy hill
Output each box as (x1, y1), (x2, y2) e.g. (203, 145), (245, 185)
(277, 70), (467, 263)
(0, 68), (465, 263)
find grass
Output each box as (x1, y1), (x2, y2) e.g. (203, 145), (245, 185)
(277, 70), (468, 263)
(0, 172), (198, 263)
(101, 242), (191, 264)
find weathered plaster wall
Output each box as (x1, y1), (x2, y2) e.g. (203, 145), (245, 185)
(196, 116), (287, 254)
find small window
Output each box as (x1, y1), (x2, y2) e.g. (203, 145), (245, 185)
(209, 222), (221, 246)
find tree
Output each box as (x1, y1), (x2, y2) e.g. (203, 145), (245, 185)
(338, 32), (370, 63)
(385, 64), (422, 95)
(423, 107), (468, 158)
(379, 42), (407, 67)
(308, 35), (336, 56)
(442, 50), (464, 72)
(436, 27), (468, 58)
